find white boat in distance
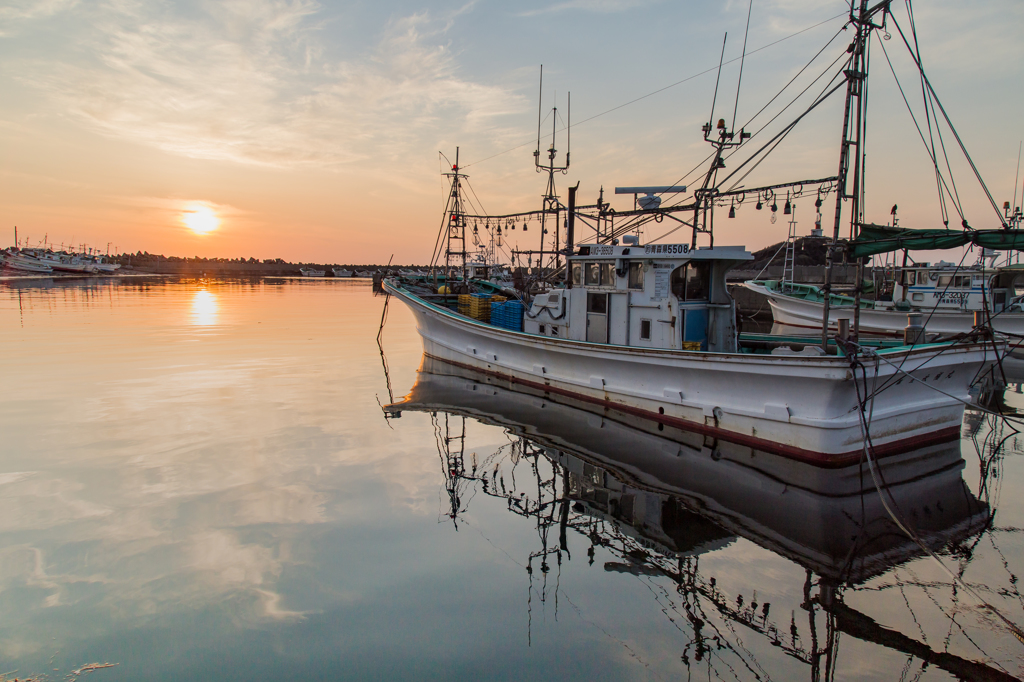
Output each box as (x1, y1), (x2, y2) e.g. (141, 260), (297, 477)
(30, 249), (97, 274)
(746, 259), (1024, 337)
(333, 268), (353, 278)
(299, 267), (325, 277)
(1, 248), (54, 274)
(385, 2), (1007, 464)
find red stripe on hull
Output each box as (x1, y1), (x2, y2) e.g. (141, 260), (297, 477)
(425, 353), (961, 468)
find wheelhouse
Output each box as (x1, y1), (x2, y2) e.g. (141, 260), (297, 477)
(524, 242), (751, 352)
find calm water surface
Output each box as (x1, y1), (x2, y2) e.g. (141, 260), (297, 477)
(1, 277), (1023, 681)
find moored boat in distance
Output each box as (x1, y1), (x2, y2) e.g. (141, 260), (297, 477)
(332, 268), (353, 278)
(745, 256), (1024, 337)
(299, 267), (325, 277)
(1, 248), (54, 274)
(29, 249), (97, 274)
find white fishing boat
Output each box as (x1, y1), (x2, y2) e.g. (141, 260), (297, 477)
(332, 268), (353, 278)
(29, 249), (98, 274)
(745, 256), (1024, 337)
(385, 2), (1018, 463)
(1, 248), (54, 274)
(85, 254), (122, 275)
(386, 250), (993, 463)
(299, 267), (325, 277)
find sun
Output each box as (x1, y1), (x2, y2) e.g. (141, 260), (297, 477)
(182, 205), (221, 235)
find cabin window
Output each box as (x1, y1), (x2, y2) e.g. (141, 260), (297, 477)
(571, 264), (582, 286)
(539, 324), (546, 334)
(670, 261), (710, 301)
(955, 275), (971, 288)
(584, 261), (615, 287)
(937, 275), (952, 288)
(917, 271), (929, 285)
(628, 262), (645, 290)
(587, 292), (608, 314)
(551, 325), (559, 336)
(640, 319), (651, 340)
(912, 293), (924, 302)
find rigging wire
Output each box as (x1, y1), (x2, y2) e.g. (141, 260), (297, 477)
(848, 346), (1024, 652)
(716, 73), (849, 191)
(721, 59), (849, 194)
(889, 10), (1007, 228)
(460, 12), (848, 170)
(730, 0), (754, 134)
(875, 35), (966, 224)
(906, 1), (950, 228)
(652, 26), (850, 213)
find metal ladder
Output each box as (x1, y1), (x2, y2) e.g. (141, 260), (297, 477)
(782, 208), (797, 291)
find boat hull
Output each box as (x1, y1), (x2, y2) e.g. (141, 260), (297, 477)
(385, 280), (994, 464)
(1, 253), (53, 273)
(745, 281), (1024, 336)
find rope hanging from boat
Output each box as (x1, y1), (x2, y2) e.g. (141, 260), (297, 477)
(847, 341), (1024, 650)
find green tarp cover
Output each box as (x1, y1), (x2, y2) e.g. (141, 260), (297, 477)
(848, 224), (1024, 258)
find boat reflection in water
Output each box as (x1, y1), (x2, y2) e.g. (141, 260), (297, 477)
(387, 356), (1015, 681)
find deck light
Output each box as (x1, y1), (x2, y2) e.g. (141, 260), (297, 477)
(783, 193), (791, 215)
(728, 201), (736, 219)
(756, 200), (763, 210)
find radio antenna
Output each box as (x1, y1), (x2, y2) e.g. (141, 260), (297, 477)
(707, 33), (727, 130)
(1014, 140), (1022, 212)
(535, 65), (543, 163)
(731, 0), (753, 133)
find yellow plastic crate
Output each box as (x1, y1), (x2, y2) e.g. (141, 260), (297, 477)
(681, 341), (702, 351)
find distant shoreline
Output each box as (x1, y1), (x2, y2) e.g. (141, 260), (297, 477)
(1, 250), (430, 278)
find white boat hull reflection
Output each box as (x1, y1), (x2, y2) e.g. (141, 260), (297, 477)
(388, 357), (991, 583)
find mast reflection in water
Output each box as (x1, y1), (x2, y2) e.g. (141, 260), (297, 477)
(387, 356), (1016, 681)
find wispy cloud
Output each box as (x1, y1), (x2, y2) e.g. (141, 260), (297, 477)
(0, 0), (77, 36)
(517, 0), (657, 18)
(8, 0), (524, 168)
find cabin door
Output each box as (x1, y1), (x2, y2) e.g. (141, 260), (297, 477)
(993, 288), (1009, 312)
(587, 293), (609, 344)
(682, 307), (709, 350)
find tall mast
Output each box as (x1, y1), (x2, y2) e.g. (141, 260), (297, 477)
(696, 34), (749, 251)
(534, 69), (570, 276)
(443, 147), (469, 283)
(820, 0), (888, 349)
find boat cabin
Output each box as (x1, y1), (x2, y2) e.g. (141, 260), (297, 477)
(524, 243), (751, 352)
(892, 262), (1024, 313)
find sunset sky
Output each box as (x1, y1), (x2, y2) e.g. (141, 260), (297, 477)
(1, 0), (1022, 264)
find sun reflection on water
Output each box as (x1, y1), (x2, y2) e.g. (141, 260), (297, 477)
(191, 289), (218, 326)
